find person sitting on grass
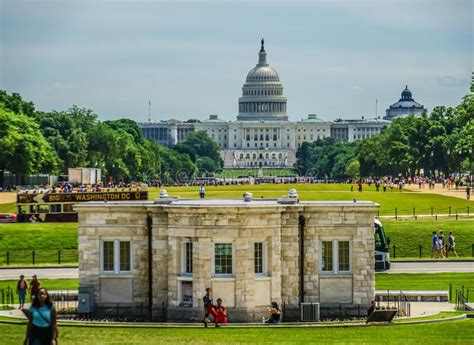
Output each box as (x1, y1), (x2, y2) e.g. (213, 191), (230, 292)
(23, 288), (58, 345)
(265, 301), (281, 324)
(215, 298), (227, 326)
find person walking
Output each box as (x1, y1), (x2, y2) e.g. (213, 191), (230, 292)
(467, 186), (471, 200)
(438, 230), (446, 258)
(448, 231), (459, 258)
(17, 275), (28, 309)
(23, 288), (58, 345)
(431, 231), (439, 259)
(29, 275), (41, 302)
(199, 185), (206, 199)
(202, 287), (218, 328)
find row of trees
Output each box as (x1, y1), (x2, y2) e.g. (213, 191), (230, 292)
(294, 138), (357, 180)
(295, 85), (473, 180)
(0, 91), (223, 186)
(356, 89), (473, 178)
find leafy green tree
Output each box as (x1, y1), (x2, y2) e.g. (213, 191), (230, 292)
(173, 130), (223, 170)
(0, 107), (58, 185)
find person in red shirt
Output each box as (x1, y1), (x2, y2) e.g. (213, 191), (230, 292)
(215, 298), (227, 326)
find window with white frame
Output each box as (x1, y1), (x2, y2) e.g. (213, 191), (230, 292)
(320, 239), (351, 274)
(181, 239), (193, 275)
(254, 242), (266, 274)
(321, 241), (333, 272)
(101, 239), (132, 274)
(338, 241), (350, 272)
(214, 243), (233, 275)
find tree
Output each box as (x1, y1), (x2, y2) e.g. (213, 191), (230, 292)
(173, 130), (223, 170)
(345, 160), (360, 179)
(0, 108), (58, 186)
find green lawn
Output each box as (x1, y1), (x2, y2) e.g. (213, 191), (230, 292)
(376, 273), (474, 302)
(0, 319), (473, 344)
(0, 278), (78, 292)
(148, 184), (474, 216)
(0, 202), (16, 214)
(382, 219), (474, 258)
(0, 218), (473, 266)
(0, 184), (472, 265)
(0, 223), (77, 265)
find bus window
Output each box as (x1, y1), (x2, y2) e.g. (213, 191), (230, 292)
(38, 205), (49, 213)
(18, 205), (28, 214)
(374, 231), (382, 250)
(374, 223), (388, 251)
(50, 204), (62, 213)
(63, 204), (74, 213)
(29, 205), (37, 213)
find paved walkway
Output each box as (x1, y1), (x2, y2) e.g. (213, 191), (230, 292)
(404, 183), (471, 200)
(387, 261), (474, 274)
(0, 267), (78, 281)
(0, 262), (472, 281)
(0, 302), (457, 321)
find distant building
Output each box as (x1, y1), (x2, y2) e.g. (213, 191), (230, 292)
(138, 40), (390, 168)
(384, 86), (427, 121)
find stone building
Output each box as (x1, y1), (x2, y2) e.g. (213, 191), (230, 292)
(137, 40), (390, 168)
(384, 85), (426, 121)
(77, 192), (377, 321)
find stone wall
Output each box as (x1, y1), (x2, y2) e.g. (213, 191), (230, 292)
(76, 199), (377, 322)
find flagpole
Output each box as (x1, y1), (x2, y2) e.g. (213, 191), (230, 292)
(148, 100), (151, 122)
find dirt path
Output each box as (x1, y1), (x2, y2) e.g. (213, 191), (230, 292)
(0, 192), (16, 204)
(404, 183), (471, 200)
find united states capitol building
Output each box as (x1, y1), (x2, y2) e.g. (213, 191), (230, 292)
(139, 40), (425, 168)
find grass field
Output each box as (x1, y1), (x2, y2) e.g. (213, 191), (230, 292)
(376, 273), (474, 302)
(0, 219), (473, 265)
(0, 202), (16, 214)
(0, 319), (473, 344)
(0, 223), (77, 265)
(382, 219), (474, 258)
(148, 184), (474, 216)
(0, 184), (472, 265)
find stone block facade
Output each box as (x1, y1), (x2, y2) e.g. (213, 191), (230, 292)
(76, 198), (378, 322)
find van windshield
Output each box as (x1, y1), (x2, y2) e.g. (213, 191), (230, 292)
(374, 223), (388, 251)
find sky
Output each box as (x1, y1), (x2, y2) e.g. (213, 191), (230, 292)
(1, 0), (472, 122)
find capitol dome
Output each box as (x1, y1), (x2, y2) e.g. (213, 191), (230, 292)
(237, 39), (288, 121)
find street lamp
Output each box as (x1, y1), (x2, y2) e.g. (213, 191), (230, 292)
(469, 148), (473, 187)
(430, 151), (434, 182)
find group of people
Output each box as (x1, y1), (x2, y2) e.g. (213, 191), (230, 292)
(202, 288), (281, 327)
(431, 230), (458, 259)
(16, 275), (58, 345)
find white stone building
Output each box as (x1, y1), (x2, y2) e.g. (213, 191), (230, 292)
(384, 86), (426, 121)
(76, 193), (377, 322)
(138, 40), (390, 168)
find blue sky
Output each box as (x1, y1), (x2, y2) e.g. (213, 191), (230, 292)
(1, 0), (472, 122)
